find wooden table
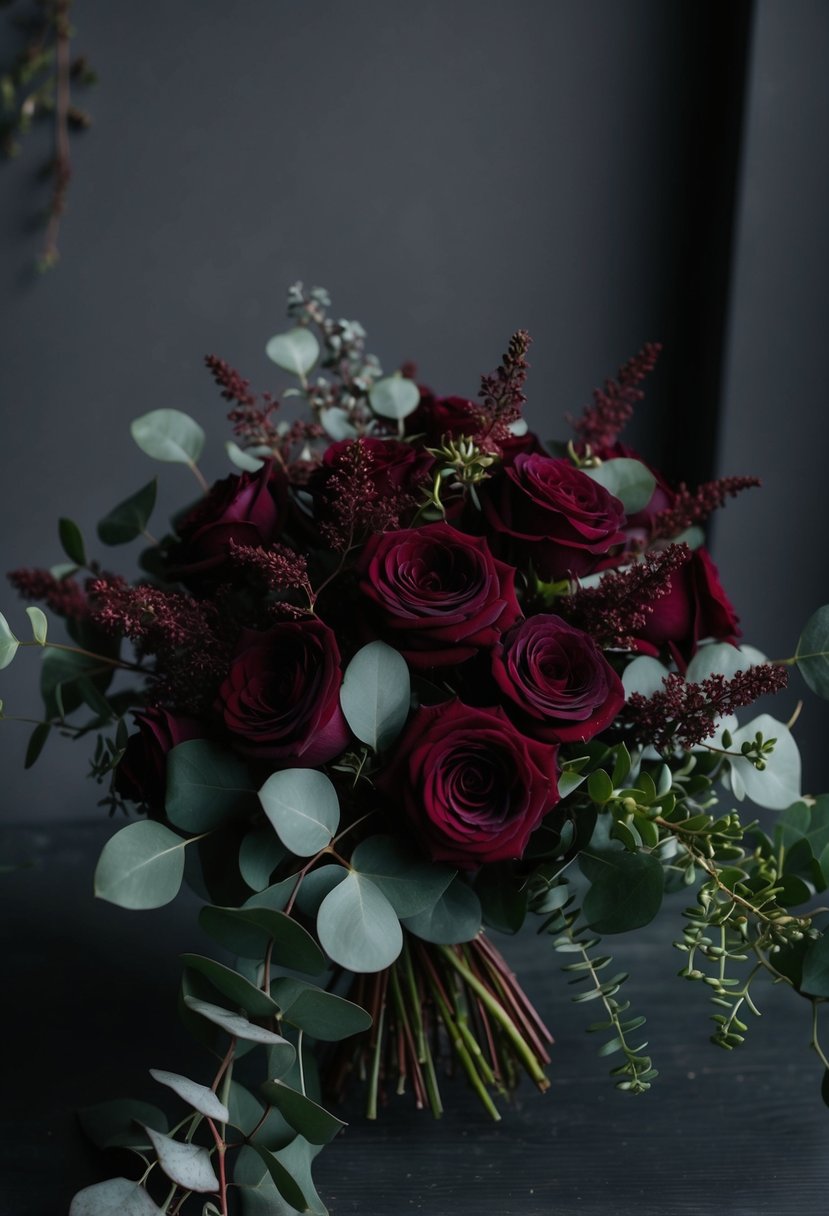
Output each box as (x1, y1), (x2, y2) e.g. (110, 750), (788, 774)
(2, 822), (826, 1216)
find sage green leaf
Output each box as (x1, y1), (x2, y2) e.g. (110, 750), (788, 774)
(776, 796), (829, 861)
(41, 647), (113, 718)
(166, 739), (255, 832)
(584, 458), (656, 514)
(622, 655), (670, 698)
(350, 834), (454, 917)
(401, 875), (482, 944)
(25, 605), (47, 644)
(200, 905), (326, 975)
(24, 722), (51, 769)
(729, 715), (801, 810)
(239, 827), (287, 892)
(97, 479), (158, 544)
(149, 1069), (230, 1122)
(143, 1125), (220, 1193)
(685, 642), (752, 684)
(259, 769), (340, 856)
(243, 877), (297, 913)
(260, 1080), (345, 1145)
(473, 863), (527, 934)
(226, 1083), (294, 1149)
(796, 605), (829, 698)
(320, 407), (357, 441)
(250, 1144), (312, 1213)
(271, 978), (372, 1041)
(70, 1178), (163, 1216)
(558, 769), (587, 798)
(226, 440), (265, 472)
(587, 769), (614, 805)
(580, 848), (664, 933)
(339, 641), (411, 752)
(802, 933), (829, 997)
(59, 517), (87, 566)
(181, 954), (280, 1018)
(183, 996), (291, 1045)
(131, 408), (206, 465)
(265, 327), (320, 377)
(94, 821), (186, 910)
(274, 1136), (327, 1215)
(0, 612), (19, 670)
(78, 1098), (168, 1150)
(317, 871), (402, 972)
(294, 864), (348, 917)
(234, 1146), (301, 1216)
(368, 374), (420, 420)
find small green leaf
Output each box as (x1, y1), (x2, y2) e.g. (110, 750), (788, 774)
(271, 978), (372, 1041)
(796, 605), (829, 698)
(587, 769), (614, 805)
(294, 864), (348, 916)
(143, 1125), (220, 1193)
(149, 1069), (230, 1122)
(557, 769), (587, 798)
(24, 721), (51, 769)
(69, 1178), (163, 1216)
(265, 327), (320, 377)
(801, 933), (829, 997)
(166, 739), (255, 832)
(260, 1080), (345, 1145)
(25, 605), (48, 644)
(181, 954), (281, 1018)
(317, 871), (402, 972)
(77, 1098), (168, 1150)
(94, 821), (187, 910)
(350, 835), (454, 917)
(402, 875), (482, 944)
(368, 374), (420, 421)
(59, 517), (87, 566)
(339, 641), (411, 752)
(0, 611), (19, 669)
(239, 827), (286, 892)
(580, 848), (664, 934)
(226, 440), (265, 472)
(259, 768), (340, 856)
(131, 409), (206, 466)
(97, 479), (158, 545)
(183, 996), (292, 1045)
(584, 458), (656, 514)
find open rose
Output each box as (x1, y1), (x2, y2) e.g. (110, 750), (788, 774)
(217, 619), (349, 764)
(357, 522), (521, 667)
(378, 700), (558, 866)
(481, 453), (626, 579)
(492, 615), (625, 743)
(115, 708), (203, 813)
(633, 547), (740, 664)
(169, 460), (288, 586)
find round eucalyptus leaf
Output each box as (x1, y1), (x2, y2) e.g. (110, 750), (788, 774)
(239, 827), (286, 892)
(320, 407), (358, 440)
(402, 875), (482, 944)
(729, 714), (802, 810)
(143, 1125), (220, 1193)
(97, 479), (158, 545)
(226, 1081), (293, 1147)
(368, 375), (420, 420)
(317, 871), (402, 972)
(183, 996), (290, 1045)
(622, 655), (670, 699)
(580, 848), (664, 934)
(25, 605), (48, 645)
(0, 612), (19, 669)
(131, 409), (206, 465)
(250, 1144), (312, 1213)
(265, 327), (320, 377)
(166, 739), (255, 832)
(271, 978), (372, 1041)
(260, 1080), (345, 1145)
(686, 642), (752, 684)
(796, 605), (829, 699)
(802, 933), (829, 998)
(78, 1098), (168, 1151)
(339, 641), (411, 753)
(181, 954), (280, 1018)
(294, 863), (348, 917)
(200, 904), (326, 974)
(149, 1069), (230, 1122)
(259, 768), (340, 856)
(584, 458), (656, 514)
(350, 834), (455, 917)
(69, 1178), (163, 1216)
(94, 821), (186, 910)
(225, 440), (265, 472)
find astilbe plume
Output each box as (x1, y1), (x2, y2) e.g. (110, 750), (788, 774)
(8, 567), (90, 620)
(559, 544), (691, 648)
(228, 539), (313, 618)
(319, 441), (406, 551)
(623, 664), (789, 751)
(475, 329), (532, 450)
(650, 476), (762, 540)
(89, 577), (231, 711)
(570, 342), (662, 452)
(205, 353), (280, 449)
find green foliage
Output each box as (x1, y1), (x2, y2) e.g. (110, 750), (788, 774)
(795, 604), (829, 698)
(94, 821), (188, 910)
(401, 875), (482, 944)
(226, 439), (265, 472)
(260, 1080), (345, 1145)
(182, 954), (281, 1018)
(727, 714), (801, 810)
(259, 768), (340, 856)
(350, 834), (454, 918)
(801, 934), (829, 997)
(77, 1098), (168, 1151)
(59, 517), (87, 566)
(41, 647), (114, 720)
(199, 904), (326, 974)
(583, 457), (656, 514)
(473, 863), (528, 934)
(166, 739), (255, 832)
(317, 870), (402, 972)
(580, 847), (664, 934)
(131, 408), (206, 466)
(249, 1143), (314, 1213)
(339, 641), (411, 752)
(143, 1123), (220, 1192)
(25, 605), (48, 645)
(271, 979), (372, 1041)
(183, 995), (291, 1045)
(149, 1068), (229, 1122)
(97, 479), (157, 545)
(239, 826), (287, 892)
(368, 374), (420, 420)
(265, 327), (320, 377)
(24, 722), (51, 769)
(294, 864), (347, 916)
(0, 612), (19, 669)
(69, 1178), (162, 1215)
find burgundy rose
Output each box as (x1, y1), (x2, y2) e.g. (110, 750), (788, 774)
(492, 615), (625, 743)
(217, 619), (349, 764)
(407, 391), (543, 462)
(115, 708), (203, 813)
(633, 547), (740, 662)
(379, 700), (558, 866)
(169, 460), (288, 584)
(480, 453), (627, 579)
(356, 522), (522, 667)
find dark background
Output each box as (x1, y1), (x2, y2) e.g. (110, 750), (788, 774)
(1, 3), (828, 1213)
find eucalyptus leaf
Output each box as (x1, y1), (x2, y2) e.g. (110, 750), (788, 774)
(131, 409), (206, 466)
(78, 1098), (168, 1151)
(271, 978), (372, 1041)
(402, 875), (482, 944)
(250, 1144), (313, 1213)
(584, 457), (656, 514)
(166, 739), (255, 832)
(350, 834), (454, 917)
(320, 407), (357, 441)
(97, 479), (158, 544)
(25, 605), (48, 644)
(181, 954), (281, 1018)
(143, 1125), (220, 1193)
(796, 605), (829, 698)
(580, 848), (664, 934)
(317, 871), (402, 972)
(622, 655), (670, 699)
(294, 864), (348, 917)
(59, 517), (87, 566)
(149, 1069), (230, 1122)
(339, 641), (411, 752)
(94, 821), (187, 910)
(260, 1080), (345, 1145)
(685, 642), (752, 684)
(259, 769), (340, 856)
(227, 1082), (294, 1149)
(199, 904), (326, 974)
(729, 715), (802, 810)
(69, 1178), (163, 1216)
(266, 327), (320, 377)
(368, 375), (420, 421)
(239, 827), (287, 892)
(473, 863), (527, 934)
(41, 646), (113, 719)
(24, 721), (51, 769)
(183, 996), (292, 1045)
(0, 612), (19, 670)
(802, 933), (829, 998)
(226, 440), (265, 472)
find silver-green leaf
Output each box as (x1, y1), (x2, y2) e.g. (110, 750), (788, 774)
(149, 1069), (230, 1122)
(368, 374), (420, 421)
(131, 408), (205, 466)
(69, 1178), (163, 1216)
(94, 821), (187, 910)
(25, 605), (48, 645)
(265, 327), (320, 377)
(339, 641), (410, 752)
(0, 611), (19, 669)
(259, 769), (340, 856)
(317, 870), (402, 972)
(584, 457), (656, 514)
(143, 1125), (220, 1193)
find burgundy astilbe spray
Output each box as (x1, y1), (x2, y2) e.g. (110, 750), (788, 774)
(205, 353), (281, 449)
(474, 329), (532, 451)
(650, 476), (762, 540)
(319, 440), (406, 551)
(8, 567), (90, 620)
(569, 342), (662, 453)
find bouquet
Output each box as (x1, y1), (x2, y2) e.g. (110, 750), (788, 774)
(4, 283), (829, 1216)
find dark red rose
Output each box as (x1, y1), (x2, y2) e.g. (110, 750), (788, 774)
(633, 547), (740, 662)
(406, 391), (543, 462)
(169, 460), (288, 583)
(480, 453), (627, 579)
(115, 708), (203, 812)
(379, 700), (558, 866)
(356, 522), (522, 667)
(217, 619), (349, 764)
(492, 615), (625, 743)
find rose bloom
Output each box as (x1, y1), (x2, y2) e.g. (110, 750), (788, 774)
(217, 619), (349, 764)
(357, 522), (522, 667)
(492, 615), (625, 743)
(169, 460), (288, 585)
(406, 390), (544, 463)
(115, 708), (203, 813)
(481, 453), (626, 579)
(633, 547), (740, 663)
(379, 700), (558, 867)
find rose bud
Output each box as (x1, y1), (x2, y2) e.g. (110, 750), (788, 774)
(633, 547), (740, 664)
(492, 615), (625, 743)
(356, 521), (522, 668)
(217, 619), (349, 765)
(378, 700), (558, 867)
(115, 708), (203, 814)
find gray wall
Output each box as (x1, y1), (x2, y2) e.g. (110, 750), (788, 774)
(1, 0), (827, 820)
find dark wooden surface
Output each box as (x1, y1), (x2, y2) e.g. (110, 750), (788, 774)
(2, 822), (827, 1216)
